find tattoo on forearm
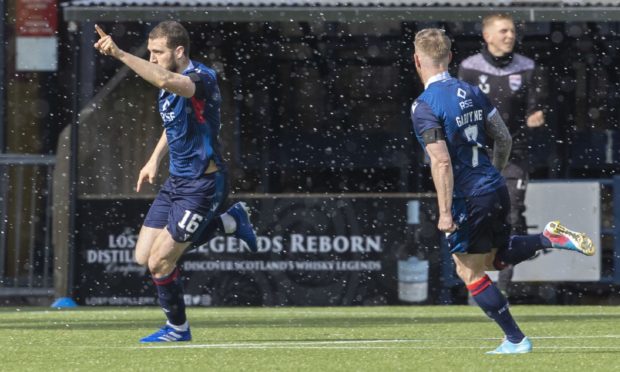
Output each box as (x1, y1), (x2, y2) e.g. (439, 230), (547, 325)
(486, 111), (512, 170)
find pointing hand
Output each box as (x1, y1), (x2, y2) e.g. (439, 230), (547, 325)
(93, 24), (123, 59)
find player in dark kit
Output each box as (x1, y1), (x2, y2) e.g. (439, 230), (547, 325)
(410, 28), (595, 354)
(94, 21), (257, 343)
(458, 13), (548, 294)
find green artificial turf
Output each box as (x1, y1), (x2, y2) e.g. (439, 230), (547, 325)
(1, 306), (618, 371)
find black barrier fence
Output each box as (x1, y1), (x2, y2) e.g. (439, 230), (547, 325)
(0, 155), (56, 297)
(74, 195), (456, 306)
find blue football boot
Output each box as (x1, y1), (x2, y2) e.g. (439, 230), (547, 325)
(226, 202), (258, 252)
(140, 324), (192, 343)
(486, 336), (532, 354)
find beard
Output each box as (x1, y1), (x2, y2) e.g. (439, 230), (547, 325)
(167, 58), (179, 73)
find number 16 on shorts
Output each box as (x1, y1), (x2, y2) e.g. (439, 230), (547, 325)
(178, 210), (204, 234)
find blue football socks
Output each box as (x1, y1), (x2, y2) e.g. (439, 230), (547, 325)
(152, 267), (186, 327)
(467, 275), (525, 344)
(494, 234), (551, 269)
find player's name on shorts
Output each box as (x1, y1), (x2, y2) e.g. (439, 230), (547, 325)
(194, 234), (383, 254)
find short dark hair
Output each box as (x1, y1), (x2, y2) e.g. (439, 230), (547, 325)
(149, 21), (190, 57)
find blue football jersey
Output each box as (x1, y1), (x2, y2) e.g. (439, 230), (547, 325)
(411, 72), (505, 197)
(158, 61), (224, 179)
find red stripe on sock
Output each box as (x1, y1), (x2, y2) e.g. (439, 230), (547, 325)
(467, 275), (492, 297)
(152, 267), (180, 286)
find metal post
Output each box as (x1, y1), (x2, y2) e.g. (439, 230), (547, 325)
(264, 22), (280, 193)
(27, 176), (37, 287)
(0, 7), (10, 288)
(79, 21), (96, 107)
(43, 165), (54, 287)
(0, 0), (5, 153)
(0, 165), (7, 283)
(399, 21), (414, 193)
(613, 176), (620, 284)
(13, 167), (24, 287)
(67, 21), (81, 298)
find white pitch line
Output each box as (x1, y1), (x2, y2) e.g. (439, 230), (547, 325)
(141, 346), (488, 350)
(134, 336), (620, 350)
(181, 310), (620, 317)
(9, 309), (620, 319)
(196, 311), (620, 320)
(531, 335), (620, 339)
(136, 344), (620, 351)
(135, 339), (421, 349)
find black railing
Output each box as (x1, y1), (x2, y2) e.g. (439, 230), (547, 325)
(0, 154), (56, 296)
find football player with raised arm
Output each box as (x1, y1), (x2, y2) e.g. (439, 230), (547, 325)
(94, 21), (257, 343)
(410, 28), (595, 354)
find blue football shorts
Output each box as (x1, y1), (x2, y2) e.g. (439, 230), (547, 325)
(143, 171), (228, 243)
(447, 185), (511, 254)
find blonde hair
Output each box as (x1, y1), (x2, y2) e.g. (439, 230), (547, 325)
(414, 28), (451, 65)
(482, 13), (514, 31)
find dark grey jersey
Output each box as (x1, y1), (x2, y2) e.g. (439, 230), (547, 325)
(458, 52), (547, 157)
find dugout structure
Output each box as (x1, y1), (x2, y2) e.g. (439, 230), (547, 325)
(49, 0), (620, 304)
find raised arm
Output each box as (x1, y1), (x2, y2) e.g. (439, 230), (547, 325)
(136, 131), (168, 192)
(93, 25), (195, 98)
(485, 110), (512, 170)
(425, 140), (457, 234)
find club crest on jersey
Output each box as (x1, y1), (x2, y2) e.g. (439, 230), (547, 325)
(478, 74), (490, 94)
(509, 74), (522, 91)
(162, 99), (171, 111)
(160, 98), (176, 123)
